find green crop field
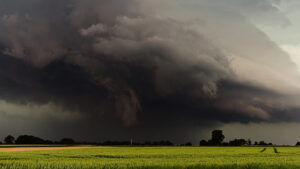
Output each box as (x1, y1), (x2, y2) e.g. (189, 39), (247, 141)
(0, 146), (300, 169)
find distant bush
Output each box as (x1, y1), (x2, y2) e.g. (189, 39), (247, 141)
(44, 140), (54, 144)
(199, 140), (208, 146)
(228, 139), (247, 146)
(185, 142), (192, 146)
(15, 135), (45, 144)
(59, 138), (75, 144)
(257, 141), (273, 146)
(4, 135), (15, 144)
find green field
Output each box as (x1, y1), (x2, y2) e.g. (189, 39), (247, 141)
(0, 146), (300, 169)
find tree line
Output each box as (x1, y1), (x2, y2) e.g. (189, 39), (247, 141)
(199, 130), (273, 146)
(0, 135), (177, 146)
(2, 131), (300, 146)
(2, 135), (76, 145)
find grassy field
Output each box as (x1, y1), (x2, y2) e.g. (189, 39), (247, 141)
(0, 146), (300, 169)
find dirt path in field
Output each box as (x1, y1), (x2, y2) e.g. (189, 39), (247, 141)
(0, 146), (100, 152)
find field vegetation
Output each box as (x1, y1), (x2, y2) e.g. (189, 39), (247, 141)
(0, 146), (300, 169)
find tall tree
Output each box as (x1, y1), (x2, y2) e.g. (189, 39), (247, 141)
(211, 130), (224, 145)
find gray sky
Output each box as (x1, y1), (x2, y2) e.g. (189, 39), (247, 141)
(1, 0), (300, 145)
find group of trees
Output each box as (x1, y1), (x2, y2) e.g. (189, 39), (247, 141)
(199, 130), (228, 146)
(2, 135), (75, 145)
(1, 135), (177, 146)
(5, 131), (298, 146)
(199, 130), (273, 146)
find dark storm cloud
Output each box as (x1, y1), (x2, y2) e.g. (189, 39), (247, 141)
(0, 0), (300, 141)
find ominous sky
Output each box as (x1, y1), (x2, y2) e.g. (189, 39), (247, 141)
(1, 0), (300, 145)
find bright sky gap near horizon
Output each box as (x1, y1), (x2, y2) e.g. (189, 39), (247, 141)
(2, 0), (300, 145)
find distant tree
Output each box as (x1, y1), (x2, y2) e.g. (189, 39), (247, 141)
(44, 140), (54, 144)
(207, 140), (214, 145)
(199, 140), (208, 146)
(4, 135), (15, 144)
(254, 141), (258, 145)
(258, 141), (271, 146)
(211, 130), (225, 145)
(162, 140), (174, 146)
(15, 135), (45, 144)
(229, 139), (247, 146)
(144, 141), (152, 145)
(185, 142), (192, 146)
(247, 139), (252, 145)
(222, 142), (229, 146)
(296, 142), (300, 146)
(59, 138), (75, 144)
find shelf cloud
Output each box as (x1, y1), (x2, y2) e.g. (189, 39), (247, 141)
(0, 0), (300, 143)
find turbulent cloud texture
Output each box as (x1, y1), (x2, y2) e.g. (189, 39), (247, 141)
(0, 0), (300, 142)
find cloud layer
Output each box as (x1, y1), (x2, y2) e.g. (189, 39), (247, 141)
(0, 0), (300, 142)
